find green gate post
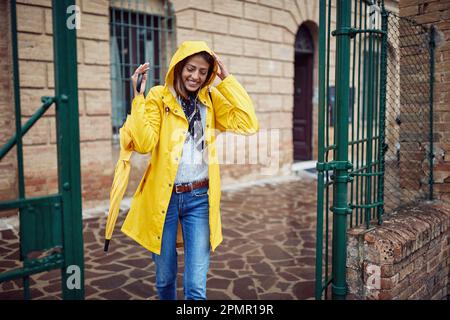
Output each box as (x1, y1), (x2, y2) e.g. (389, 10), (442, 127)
(364, 30), (375, 228)
(331, 0), (352, 300)
(315, 0), (326, 300)
(10, 0), (30, 299)
(52, 0), (85, 299)
(377, 6), (389, 224)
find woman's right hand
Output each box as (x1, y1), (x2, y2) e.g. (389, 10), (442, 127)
(131, 62), (150, 97)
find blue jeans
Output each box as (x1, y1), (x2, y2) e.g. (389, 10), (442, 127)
(152, 186), (210, 300)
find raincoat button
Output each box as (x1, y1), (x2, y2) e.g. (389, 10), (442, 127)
(161, 210), (165, 214)
(175, 110), (178, 113)
(169, 183), (172, 187)
(165, 107), (169, 112)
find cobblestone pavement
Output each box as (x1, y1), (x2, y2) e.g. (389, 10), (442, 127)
(0, 174), (317, 300)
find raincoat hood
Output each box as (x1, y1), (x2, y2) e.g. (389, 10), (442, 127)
(164, 41), (218, 93)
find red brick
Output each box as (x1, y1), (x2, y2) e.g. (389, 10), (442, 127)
(381, 273), (399, 290)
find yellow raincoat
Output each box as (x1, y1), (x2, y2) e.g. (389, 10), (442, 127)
(106, 41), (259, 254)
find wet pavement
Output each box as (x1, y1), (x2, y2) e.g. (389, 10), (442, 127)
(0, 174), (317, 300)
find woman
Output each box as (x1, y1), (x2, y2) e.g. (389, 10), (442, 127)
(119, 41), (258, 300)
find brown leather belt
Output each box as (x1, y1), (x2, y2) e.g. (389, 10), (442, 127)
(173, 179), (209, 193)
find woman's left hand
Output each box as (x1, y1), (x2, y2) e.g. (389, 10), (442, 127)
(212, 52), (229, 81)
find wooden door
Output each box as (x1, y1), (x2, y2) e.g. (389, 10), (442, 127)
(293, 52), (313, 160)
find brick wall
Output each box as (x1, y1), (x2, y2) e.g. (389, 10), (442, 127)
(0, 0), (114, 214)
(0, 1), (17, 217)
(399, 1), (450, 202)
(347, 202), (450, 300)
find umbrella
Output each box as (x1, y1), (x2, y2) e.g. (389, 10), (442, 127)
(104, 117), (134, 252)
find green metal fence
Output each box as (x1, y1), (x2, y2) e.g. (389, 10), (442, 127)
(0, 0), (84, 299)
(382, 13), (435, 214)
(316, 0), (435, 300)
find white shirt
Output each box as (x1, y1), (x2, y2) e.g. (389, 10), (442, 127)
(174, 99), (209, 184)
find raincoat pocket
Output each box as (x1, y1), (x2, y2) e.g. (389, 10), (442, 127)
(136, 162), (152, 195)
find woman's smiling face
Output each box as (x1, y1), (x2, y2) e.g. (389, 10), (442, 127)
(181, 54), (211, 93)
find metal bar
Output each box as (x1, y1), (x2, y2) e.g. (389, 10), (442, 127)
(169, 2), (176, 65)
(364, 18), (375, 228)
(150, 8), (155, 85)
(376, 6), (389, 224)
(350, 160), (381, 173)
(349, 0), (358, 228)
(0, 97), (55, 160)
(348, 136), (381, 145)
(372, 21), (381, 222)
(0, 194), (62, 211)
(332, 28), (386, 37)
(331, 0), (351, 300)
(136, 8), (141, 76)
(324, 0), (332, 300)
(52, 0), (84, 300)
(324, 144), (336, 151)
(355, 0), (363, 226)
(350, 202), (383, 209)
(120, 0), (127, 115)
(145, 1), (153, 89)
(0, 254), (64, 283)
(351, 171), (383, 177)
(428, 26), (435, 200)
(10, 0), (30, 300)
(128, 7), (133, 114)
(315, 0), (327, 300)
(163, 0), (169, 76)
(158, 16), (162, 83)
(360, 2), (368, 224)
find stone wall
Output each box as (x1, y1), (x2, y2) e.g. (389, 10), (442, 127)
(347, 202), (450, 300)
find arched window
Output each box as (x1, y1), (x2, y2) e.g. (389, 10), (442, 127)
(295, 25), (314, 54)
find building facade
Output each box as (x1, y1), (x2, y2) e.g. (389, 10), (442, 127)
(1, 0), (400, 215)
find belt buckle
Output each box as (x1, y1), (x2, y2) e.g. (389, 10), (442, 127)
(174, 182), (193, 193)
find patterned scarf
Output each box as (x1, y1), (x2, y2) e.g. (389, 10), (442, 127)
(180, 93), (204, 152)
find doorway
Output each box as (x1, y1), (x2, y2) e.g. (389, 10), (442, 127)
(293, 25), (314, 161)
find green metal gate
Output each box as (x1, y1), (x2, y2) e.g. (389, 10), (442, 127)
(316, 0), (435, 299)
(0, 0), (84, 299)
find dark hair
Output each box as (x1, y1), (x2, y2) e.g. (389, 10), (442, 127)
(173, 51), (215, 100)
